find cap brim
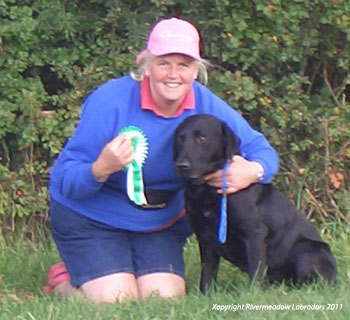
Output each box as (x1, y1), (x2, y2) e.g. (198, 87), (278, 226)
(136, 47), (200, 64)
(151, 46), (200, 61)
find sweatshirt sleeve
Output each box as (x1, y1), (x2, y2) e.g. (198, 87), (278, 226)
(232, 116), (279, 183)
(50, 84), (119, 199)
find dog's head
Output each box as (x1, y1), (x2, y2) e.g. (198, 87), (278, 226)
(174, 114), (241, 184)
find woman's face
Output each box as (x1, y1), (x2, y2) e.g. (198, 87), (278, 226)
(145, 54), (199, 113)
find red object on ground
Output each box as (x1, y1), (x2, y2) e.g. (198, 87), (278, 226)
(42, 262), (71, 294)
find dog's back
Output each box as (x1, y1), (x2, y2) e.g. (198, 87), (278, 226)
(227, 183), (337, 284)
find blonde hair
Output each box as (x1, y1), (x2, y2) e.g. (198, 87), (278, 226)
(130, 52), (209, 85)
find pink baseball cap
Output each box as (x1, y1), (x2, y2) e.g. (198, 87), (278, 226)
(136, 18), (201, 64)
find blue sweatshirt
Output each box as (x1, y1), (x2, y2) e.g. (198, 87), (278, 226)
(50, 76), (279, 231)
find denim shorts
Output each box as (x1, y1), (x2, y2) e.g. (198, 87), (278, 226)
(49, 199), (192, 287)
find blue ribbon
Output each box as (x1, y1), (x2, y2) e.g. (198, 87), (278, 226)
(218, 162), (229, 244)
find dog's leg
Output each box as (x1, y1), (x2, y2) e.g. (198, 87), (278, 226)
(244, 226), (268, 285)
(198, 242), (221, 293)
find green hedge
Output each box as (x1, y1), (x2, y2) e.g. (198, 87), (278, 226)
(0, 0), (349, 224)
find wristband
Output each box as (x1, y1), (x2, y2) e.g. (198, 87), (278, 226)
(255, 163), (265, 182)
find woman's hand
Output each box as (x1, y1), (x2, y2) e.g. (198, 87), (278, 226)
(92, 134), (134, 182)
(205, 155), (264, 194)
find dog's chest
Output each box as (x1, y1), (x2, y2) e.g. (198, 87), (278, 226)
(185, 185), (221, 232)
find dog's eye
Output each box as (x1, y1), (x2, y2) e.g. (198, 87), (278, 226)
(196, 136), (206, 144)
(177, 134), (186, 143)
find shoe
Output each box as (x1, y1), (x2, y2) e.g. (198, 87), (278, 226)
(42, 262), (71, 294)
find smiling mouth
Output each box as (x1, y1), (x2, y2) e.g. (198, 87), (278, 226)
(165, 82), (181, 88)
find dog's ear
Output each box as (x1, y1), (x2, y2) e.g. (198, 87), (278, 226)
(221, 122), (241, 159)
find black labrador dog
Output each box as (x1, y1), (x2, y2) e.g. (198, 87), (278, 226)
(174, 114), (337, 292)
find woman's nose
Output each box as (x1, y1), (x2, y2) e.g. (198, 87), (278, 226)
(167, 65), (178, 77)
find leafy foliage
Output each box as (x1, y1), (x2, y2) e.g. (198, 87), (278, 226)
(0, 0), (349, 223)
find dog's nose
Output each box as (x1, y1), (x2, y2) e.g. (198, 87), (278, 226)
(175, 161), (191, 171)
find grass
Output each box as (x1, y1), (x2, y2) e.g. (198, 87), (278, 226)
(0, 221), (349, 320)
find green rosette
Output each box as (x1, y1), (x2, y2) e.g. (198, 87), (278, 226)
(119, 126), (149, 206)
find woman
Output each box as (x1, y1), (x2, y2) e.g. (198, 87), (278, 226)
(43, 17), (279, 303)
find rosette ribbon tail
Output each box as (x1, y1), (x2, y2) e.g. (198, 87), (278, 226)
(126, 159), (148, 205)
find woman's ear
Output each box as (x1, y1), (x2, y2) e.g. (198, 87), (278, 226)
(194, 68), (199, 80)
(144, 63), (151, 77)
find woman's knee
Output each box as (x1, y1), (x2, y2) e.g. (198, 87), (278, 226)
(137, 273), (186, 299)
(81, 273), (138, 303)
